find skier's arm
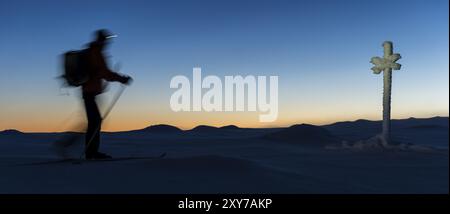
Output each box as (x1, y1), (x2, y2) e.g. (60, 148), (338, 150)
(94, 51), (130, 84)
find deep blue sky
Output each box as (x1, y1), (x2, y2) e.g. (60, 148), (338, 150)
(0, 0), (448, 131)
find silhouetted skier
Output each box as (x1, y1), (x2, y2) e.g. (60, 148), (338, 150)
(82, 29), (132, 159)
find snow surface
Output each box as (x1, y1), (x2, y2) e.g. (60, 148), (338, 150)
(0, 118), (448, 193)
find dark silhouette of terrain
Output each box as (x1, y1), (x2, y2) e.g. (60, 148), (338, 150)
(1, 117), (448, 148)
(140, 124), (183, 133)
(323, 117), (448, 143)
(265, 124), (340, 145)
(0, 117), (447, 194)
(190, 125), (220, 133)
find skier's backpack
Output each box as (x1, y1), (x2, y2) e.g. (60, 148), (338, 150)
(62, 49), (90, 87)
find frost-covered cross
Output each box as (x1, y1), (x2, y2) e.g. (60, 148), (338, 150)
(370, 41), (401, 145)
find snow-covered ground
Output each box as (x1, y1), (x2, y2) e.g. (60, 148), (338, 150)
(0, 117), (448, 193)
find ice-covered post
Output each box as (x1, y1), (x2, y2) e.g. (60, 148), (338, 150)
(370, 41), (401, 146)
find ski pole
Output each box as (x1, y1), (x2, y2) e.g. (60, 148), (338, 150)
(80, 84), (127, 159)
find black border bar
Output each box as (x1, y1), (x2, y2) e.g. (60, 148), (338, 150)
(0, 194), (448, 212)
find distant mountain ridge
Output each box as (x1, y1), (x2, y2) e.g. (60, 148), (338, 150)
(2, 116), (447, 135)
(132, 124), (183, 134)
(0, 129), (24, 135)
(265, 124), (340, 145)
(324, 116), (448, 129)
(1, 116), (447, 148)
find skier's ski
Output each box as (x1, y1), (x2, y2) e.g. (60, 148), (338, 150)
(18, 153), (166, 166)
(74, 152), (167, 164)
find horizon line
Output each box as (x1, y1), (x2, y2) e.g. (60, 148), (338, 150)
(2, 115), (448, 134)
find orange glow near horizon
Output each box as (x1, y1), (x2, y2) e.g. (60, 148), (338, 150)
(2, 110), (448, 133)
(1, 88), (448, 133)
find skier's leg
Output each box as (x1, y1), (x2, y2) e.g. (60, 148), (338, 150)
(83, 94), (102, 157)
(91, 110), (101, 153)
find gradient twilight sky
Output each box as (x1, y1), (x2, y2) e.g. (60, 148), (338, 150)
(0, 0), (448, 132)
